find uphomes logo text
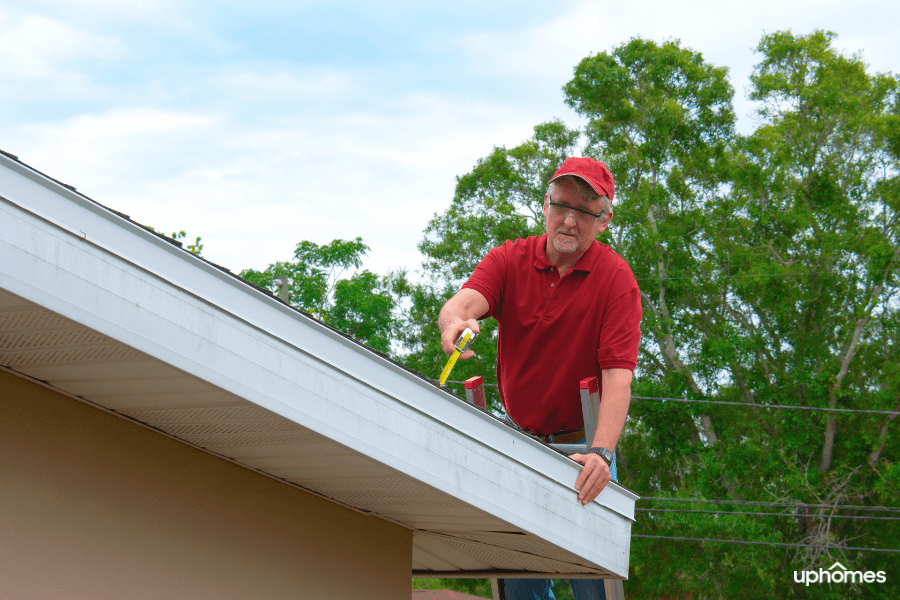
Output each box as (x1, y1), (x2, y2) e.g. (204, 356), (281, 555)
(794, 562), (886, 586)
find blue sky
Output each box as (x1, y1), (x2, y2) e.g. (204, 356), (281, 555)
(3, 0), (898, 278)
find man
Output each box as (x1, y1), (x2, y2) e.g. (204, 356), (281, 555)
(438, 157), (641, 599)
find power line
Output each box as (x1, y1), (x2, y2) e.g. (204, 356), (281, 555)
(633, 271), (839, 282)
(632, 266), (900, 282)
(636, 508), (900, 521)
(631, 395), (900, 416)
(438, 380), (900, 416)
(631, 534), (900, 553)
(640, 498), (900, 514)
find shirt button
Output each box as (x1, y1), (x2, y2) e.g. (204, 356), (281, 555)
(550, 283), (555, 288)
(549, 267), (554, 272)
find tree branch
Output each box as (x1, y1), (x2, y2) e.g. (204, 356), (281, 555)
(868, 399), (899, 468)
(820, 241), (900, 471)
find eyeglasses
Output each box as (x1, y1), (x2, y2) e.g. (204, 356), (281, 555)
(548, 201), (603, 223)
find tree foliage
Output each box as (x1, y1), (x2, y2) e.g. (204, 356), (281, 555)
(240, 237), (398, 354)
(144, 228), (204, 256)
(171, 230), (204, 256)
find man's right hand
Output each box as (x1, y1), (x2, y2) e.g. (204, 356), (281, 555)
(437, 288), (489, 360)
(440, 319), (481, 359)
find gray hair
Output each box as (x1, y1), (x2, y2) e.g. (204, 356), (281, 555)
(548, 176), (612, 219)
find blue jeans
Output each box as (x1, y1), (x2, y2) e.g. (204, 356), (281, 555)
(502, 415), (618, 600)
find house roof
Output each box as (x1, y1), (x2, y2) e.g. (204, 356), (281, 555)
(0, 150), (637, 578)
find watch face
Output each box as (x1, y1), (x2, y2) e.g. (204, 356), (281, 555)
(591, 448), (612, 464)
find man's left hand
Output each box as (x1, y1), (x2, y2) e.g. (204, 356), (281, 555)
(569, 452), (611, 505)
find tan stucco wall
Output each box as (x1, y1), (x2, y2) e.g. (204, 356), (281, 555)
(0, 370), (412, 600)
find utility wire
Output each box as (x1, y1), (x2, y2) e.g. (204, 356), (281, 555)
(633, 271), (840, 282)
(640, 498), (900, 514)
(439, 380), (900, 416)
(631, 535), (900, 553)
(631, 395), (900, 416)
(636, 508), (900, 521)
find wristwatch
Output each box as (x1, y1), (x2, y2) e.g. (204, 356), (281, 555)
(586, 447), (613, 468)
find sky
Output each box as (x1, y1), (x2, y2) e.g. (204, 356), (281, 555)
(2, 0), (898, 279)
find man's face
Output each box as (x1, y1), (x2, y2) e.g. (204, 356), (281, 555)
(542, 178), (611, 258)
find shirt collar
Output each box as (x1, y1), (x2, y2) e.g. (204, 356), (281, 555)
(533, 234), (602, 273)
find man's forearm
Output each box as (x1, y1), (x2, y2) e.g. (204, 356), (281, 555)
(572, 368), (632, 505)
(438, 289), (487, 332)
(590, 368), (633, 451)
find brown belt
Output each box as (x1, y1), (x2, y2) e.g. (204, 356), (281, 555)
(534, 427), (586, 444)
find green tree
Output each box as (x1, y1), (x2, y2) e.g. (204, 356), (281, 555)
(143, 227), (204, 256)
(736, 29), (899, 473)
(240, 237), (399, 354)
(706, 30), (900, 591)
(604, 31), (898, 599)
(330, 270), (396, 354)
(411, 578), (493, 599)
(170, 230), (204, 256)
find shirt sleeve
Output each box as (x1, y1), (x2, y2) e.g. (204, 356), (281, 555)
(596, 276), (642, 372)
(461, 242), (509, 320)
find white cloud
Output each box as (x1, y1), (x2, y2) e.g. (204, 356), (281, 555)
(19, 109), (218, 190)
(0, 11), (125, 78)
(209, 68), (354, 100)
(37, 109), (215, 139)
(123, 96), (536, 275)
(454, 2), (605, 80)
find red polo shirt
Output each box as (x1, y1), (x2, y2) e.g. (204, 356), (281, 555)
(462, 234), (641, 434)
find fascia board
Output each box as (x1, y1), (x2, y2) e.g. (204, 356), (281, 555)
(0, 157), (636, 574)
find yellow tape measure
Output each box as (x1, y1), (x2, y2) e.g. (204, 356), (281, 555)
(438, 327), (475, 388)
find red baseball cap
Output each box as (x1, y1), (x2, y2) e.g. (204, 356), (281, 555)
(548, 157), (615, 203)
